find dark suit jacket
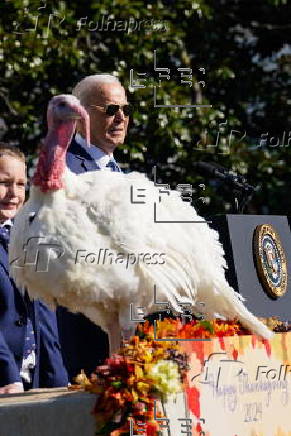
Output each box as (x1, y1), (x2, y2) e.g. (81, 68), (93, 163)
(57, 137), (110, 381)
(0, 238), (68, 389)
(66, 136), (101, 173)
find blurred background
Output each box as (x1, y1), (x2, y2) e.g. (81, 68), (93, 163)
(0, 0), (290, 215)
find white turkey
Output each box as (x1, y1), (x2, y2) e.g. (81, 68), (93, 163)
(9, 94), (272, 353)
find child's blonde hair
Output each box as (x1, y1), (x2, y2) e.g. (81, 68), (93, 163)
(0, 143), (25, 163)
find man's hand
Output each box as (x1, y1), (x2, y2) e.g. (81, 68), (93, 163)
(0, 382), (24, 394)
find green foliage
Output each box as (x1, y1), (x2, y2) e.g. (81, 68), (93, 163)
(0, 0), (290, 215)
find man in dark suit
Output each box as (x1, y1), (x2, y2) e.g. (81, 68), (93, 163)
(0, 144), (68, 393)
(57, 74), (130, 381)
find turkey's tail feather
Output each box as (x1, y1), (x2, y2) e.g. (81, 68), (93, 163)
(138, 256), (196, 314)
(200, 281), (273, 339)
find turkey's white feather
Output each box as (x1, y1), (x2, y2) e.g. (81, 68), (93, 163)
(9, 168), (272, 349)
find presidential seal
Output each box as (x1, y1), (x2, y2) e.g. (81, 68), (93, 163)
(253, 224), (287, 298)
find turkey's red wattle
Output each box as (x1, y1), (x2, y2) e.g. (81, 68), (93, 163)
(32, 96), (90, 193)
(32, 120), (76, 192)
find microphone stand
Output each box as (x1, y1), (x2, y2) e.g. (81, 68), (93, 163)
(195, 163), (257, 214)
(218, 171), (256, 214)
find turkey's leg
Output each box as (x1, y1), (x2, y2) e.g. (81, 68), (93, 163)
(107, 318), (137, 355)
(107, 317), (121, 355)
(121, 325), (136, 343)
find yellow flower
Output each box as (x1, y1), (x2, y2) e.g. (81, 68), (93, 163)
(128, 375), (135, 386)
(135, 365), (144, 379)
(131, 389), (139, 402)
(142, 350), (153, 363)
(74, 369), (91, 387)
(146, 360), (182, 396)
(136, 382), (150, 394)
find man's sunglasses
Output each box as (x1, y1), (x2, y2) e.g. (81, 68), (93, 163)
(88, 104), (132, 117)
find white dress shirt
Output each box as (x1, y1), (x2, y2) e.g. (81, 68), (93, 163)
(0, 218), (13, 229)
(75, 133), (115, 170)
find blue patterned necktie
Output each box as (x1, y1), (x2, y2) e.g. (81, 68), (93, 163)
(106, 159), (121, 172)
(21, 291), (37, 387)
(0, 225), (11, 251)
(23, 318), (36, 360)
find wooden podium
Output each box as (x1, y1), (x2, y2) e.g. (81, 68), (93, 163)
(209, 215), (291, 320)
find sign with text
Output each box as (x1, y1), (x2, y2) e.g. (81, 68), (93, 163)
(177, 332), (291, 436)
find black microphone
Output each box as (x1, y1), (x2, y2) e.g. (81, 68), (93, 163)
(194, 162), (256, 193)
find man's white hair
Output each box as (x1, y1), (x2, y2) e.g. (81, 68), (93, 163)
(72, 74), (122, 105)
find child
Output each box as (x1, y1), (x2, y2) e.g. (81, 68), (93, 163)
(0, 143), (68, 393)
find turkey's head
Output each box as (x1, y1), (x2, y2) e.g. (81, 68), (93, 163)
(47, 94), (90, 145)
(32, 95), (90, 192)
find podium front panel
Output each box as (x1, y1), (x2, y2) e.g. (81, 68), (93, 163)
(210, 215), (291, 319)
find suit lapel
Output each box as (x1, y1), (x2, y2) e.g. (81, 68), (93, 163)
(0, 242), (27, 316)
(75, 154), (100, 172)
(67, 137), (100, 173)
